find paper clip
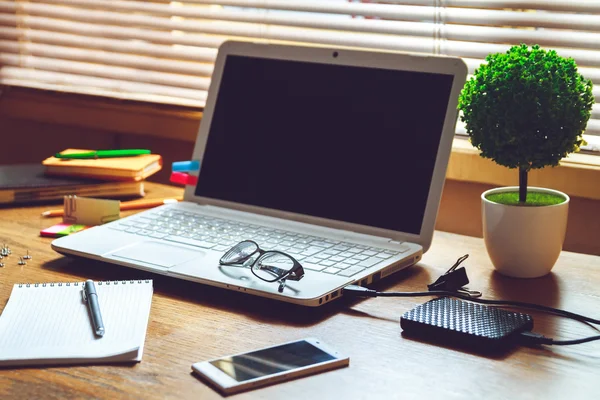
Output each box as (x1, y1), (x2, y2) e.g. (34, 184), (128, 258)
(172, 160), (200, 172)
(170, 171), (198, 186)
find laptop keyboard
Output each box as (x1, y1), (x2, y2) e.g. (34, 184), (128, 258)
(108, 209), (409, 277)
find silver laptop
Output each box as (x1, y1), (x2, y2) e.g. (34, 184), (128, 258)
(52, 41), (467, 307)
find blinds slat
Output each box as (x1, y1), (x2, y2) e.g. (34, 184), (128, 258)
(464, 58), (600, 88)
(583, 135), (600, 151)
(443, 25), (600, 52)
(6, 5), (600, 53)
(0, 26), (218, 63)
(6, 3), (600, 70)
(8, 18), (600, 77)
(0, 17), (436, 59)
(2, 2), (269, 40)
(31, 0), (600, 32)
(4, 17), (600, 75)
(0, 79), (205, 107)
(0, 67), (206, 101)
(139, 0), (600, 15)
(444, 41), (600, 69)
(584, 119), (600, 135)
(5, 2), (446, 40)
(0, 37), (214, 77)
(369, 1), (600, 14)
(0, 53), (211, 90)
(0, 13), (229, 49)
(6, 3), (600, 69)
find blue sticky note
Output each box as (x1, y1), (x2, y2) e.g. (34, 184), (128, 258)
(172, 160), (200, 172)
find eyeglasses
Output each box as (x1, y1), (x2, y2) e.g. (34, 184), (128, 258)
(219, 240), (305, 293)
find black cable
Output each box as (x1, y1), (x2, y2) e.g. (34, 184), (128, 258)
(342, 285), (600, 346)
(519, 331), (600, 346)
(342, 285), (600, 325)
(449, 294), (600, 325)
(549, 335), (600, 345)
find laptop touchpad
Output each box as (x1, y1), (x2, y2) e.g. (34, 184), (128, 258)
(109, 241), (205, 268)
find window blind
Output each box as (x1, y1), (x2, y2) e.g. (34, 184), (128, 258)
(0, 0), (599, 149)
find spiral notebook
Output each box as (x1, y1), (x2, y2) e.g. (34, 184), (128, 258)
(0, 280), (153, 367)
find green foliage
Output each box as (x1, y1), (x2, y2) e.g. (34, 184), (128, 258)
(458, 44), (594, 171)
(486, 191), (566, 206)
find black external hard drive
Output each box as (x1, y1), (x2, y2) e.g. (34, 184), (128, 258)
(400, 297), (534, 352)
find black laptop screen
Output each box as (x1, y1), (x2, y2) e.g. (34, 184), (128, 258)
(195, 55), (454, 235)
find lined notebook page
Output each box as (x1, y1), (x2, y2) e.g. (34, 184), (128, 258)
(0, 280), (153, 367)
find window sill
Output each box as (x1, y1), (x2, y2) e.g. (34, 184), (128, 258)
(0, 87), (202, 141)
(448, 138), (600, 201)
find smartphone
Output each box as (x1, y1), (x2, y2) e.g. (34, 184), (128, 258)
(191, 338), (349, 395)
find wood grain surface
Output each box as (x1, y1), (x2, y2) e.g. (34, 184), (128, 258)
(0, 183), (599, 400)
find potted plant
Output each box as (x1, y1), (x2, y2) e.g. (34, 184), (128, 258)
(458, 44), (594, 278)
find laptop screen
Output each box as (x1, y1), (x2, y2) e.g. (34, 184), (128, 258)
(195, 55), (454, 235)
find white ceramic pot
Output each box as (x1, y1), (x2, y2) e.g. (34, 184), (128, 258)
(481, 186), (569, 278)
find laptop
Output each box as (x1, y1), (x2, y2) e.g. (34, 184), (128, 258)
(52, 41), (467, 306)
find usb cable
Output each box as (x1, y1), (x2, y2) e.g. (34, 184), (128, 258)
(342, 285), (600, 346)
(519, 331), (600, 346)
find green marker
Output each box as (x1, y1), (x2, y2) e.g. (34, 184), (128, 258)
(54, 149), (151, 159)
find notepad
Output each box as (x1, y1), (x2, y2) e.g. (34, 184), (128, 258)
(0, 280), (153, 367)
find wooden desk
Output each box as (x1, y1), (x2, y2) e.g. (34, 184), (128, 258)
(1, 182), (599, 399)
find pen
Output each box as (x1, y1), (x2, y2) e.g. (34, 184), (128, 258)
(55, 149), (151, 159)
(41, 197), (182, 217)
(84, 280), (105, 337)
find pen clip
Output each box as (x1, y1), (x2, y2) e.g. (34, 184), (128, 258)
(82, 289), (88, 303)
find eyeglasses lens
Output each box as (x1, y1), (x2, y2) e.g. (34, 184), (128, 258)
(220, 241), (258, 264)
(253, 253), (294, 281)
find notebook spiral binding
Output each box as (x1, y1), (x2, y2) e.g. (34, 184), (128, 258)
(18, 280), (152, 288)
(97, 280), (151, 286)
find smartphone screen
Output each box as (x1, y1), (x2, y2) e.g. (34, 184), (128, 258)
(193, 338), (349, 394)
(209, 340), (337, 382)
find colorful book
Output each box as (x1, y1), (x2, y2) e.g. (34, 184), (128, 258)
(0, 164), (145, 205)
(42, 149), (162, 181)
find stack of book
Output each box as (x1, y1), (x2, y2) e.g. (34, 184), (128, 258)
(0, 149), (162, 205)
